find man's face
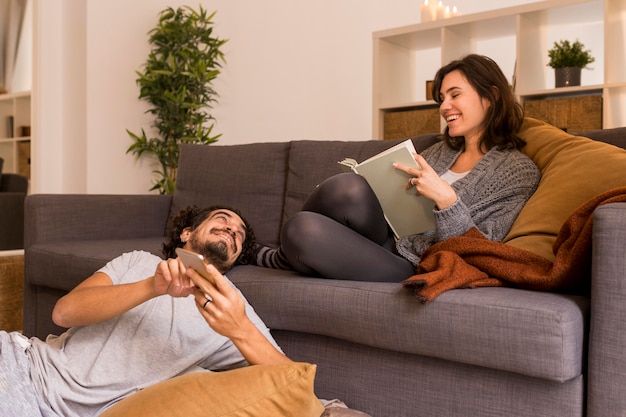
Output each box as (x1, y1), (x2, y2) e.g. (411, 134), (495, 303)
(185, 209), (247, 273)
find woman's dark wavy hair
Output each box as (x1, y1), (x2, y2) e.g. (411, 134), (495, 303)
(162, 205), (257, 267)
(431, 54), (526, 151)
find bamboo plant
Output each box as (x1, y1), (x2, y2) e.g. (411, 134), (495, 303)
(127, 5), (227, 194)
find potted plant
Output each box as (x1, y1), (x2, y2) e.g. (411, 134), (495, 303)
(127, 5), (227, 194)
(547, 39), (594, 88)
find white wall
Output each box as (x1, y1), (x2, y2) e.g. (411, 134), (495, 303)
(32, 0), (536, 194)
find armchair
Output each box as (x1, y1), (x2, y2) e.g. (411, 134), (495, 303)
(0, 158), (29, 250)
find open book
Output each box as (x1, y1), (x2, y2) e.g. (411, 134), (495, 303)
(338, 139), (436, 238)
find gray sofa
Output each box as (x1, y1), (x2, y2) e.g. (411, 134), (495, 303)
(24, 122), (626, 417)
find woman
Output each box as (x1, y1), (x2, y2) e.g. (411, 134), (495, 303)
(256, 54), (541, 282)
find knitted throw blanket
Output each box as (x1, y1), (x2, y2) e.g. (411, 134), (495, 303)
(403, 187), (626, 303)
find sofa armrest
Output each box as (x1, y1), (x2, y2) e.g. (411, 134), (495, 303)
(0, 192), (26, 250)
(22, 194), (173, 338)
(24, 194), (173, 247)
(588, 202), (626, 417)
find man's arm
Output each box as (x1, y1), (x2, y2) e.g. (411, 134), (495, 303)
(187, 264), (292, 366)
(52, 258), (196, 328)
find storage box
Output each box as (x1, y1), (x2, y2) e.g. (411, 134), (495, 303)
(523, 95), (602, 133)
(383, 107), (441, 140)
(0, 255), (24, 332)
(17, 141), (30, 179)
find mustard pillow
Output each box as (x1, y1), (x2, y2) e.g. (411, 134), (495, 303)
(100, 362), (324, 417)
(504, 117), (626, 261)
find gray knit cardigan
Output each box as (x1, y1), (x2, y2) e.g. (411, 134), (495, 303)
(396, 140), (541, 266)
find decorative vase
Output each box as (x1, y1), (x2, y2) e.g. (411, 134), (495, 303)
(555, 66), (582, 88)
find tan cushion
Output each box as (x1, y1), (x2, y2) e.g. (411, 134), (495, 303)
(100, 362), (324, 417)
(504, 117), (626, 261)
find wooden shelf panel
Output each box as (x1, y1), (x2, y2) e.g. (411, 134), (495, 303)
(373, 0), (625, 138)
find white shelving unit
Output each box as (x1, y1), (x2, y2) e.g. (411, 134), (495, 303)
(372, 0), (626, 139)
(0, 91), (31, 178)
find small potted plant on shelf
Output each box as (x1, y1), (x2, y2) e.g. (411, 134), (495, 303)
(547, 39), (595, 88)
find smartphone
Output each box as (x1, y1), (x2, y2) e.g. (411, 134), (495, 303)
(175, 247), (214, 284)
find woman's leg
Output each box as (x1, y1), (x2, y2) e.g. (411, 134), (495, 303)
(302, 172), (390, 244)
(280, 211), (415, 282)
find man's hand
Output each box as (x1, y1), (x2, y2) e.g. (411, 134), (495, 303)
(187, 263), (248, 339)
(186, 263), (292, 366)
(152, 259), (196, 298)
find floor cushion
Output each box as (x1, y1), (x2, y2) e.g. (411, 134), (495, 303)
(100, 362), (324, 417)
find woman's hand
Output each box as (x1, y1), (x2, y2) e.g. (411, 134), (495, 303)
(394, 153), (458, 210)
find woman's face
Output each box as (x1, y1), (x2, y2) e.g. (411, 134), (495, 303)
(438, 69), (491, 143)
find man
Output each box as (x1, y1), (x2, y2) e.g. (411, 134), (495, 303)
(0, 206), (290, 417)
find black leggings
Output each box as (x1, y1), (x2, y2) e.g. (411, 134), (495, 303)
(280, 173), (416, 282)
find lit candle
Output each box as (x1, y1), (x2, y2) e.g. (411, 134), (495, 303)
(421, 0), (433, 22)
(451, 6), (460, 17)
(429, 0), (438, 19)
(436, 1), (445, 20)
(444, 5), (451, 18)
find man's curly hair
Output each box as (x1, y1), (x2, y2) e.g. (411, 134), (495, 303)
(162, 205), (257, 267)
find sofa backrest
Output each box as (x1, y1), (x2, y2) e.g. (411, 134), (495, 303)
(575, 126), (626, 149)
(175, 134), (440, 247)
(173, 125), (626, 249)
(281, 135), (440, 225)
(175, 142), (291, 247)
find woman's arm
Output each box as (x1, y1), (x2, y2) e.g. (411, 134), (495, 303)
(437, 152), (541, 242)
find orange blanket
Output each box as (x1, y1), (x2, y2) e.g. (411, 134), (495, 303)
(403, 187), (626, 303)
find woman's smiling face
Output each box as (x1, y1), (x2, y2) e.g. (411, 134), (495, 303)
(438, 69), (491, 143)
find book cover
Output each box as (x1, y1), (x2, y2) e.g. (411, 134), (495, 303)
(338, 139), (436, 238)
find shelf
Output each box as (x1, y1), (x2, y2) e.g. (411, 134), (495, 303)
(373, 0), (625, 139)
(0, 91), (31, 178)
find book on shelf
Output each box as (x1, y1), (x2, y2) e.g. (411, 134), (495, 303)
(338, 139), (436, 239)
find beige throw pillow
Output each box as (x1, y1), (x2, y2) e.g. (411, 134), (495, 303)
(100, 362), (324, 417)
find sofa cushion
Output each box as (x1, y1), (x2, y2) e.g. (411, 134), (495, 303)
(504, 118), (626, 261)
(100, 363), (324, 417)
(26, 238), (164, 291)
(230, 266), (587, 382)
(175, 142), (291, 247)
(283, 134), (440, 224)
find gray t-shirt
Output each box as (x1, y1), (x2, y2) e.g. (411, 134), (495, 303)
(27, 250), (280, 417)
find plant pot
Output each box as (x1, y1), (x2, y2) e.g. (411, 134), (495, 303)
(555, 66), (582, 88)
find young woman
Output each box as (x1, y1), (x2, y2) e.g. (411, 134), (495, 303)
(256, 54), (541, 282)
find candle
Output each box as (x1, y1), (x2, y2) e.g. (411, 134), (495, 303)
(429, 0), (438, 19)
(436, 1), (445, 20)
(421, 0), (433, 22)
(444, 5), (451, 19)
(451, 6), (460, 17)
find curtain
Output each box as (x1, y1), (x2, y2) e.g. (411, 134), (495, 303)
(1, 0), (28, 92)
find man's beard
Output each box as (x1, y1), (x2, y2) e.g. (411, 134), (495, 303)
(188, 230), (236, 273)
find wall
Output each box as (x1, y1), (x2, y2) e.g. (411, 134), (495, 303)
(32, 0), (535, 194)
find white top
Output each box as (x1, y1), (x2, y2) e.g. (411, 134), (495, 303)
(440, 169), (469, 184)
